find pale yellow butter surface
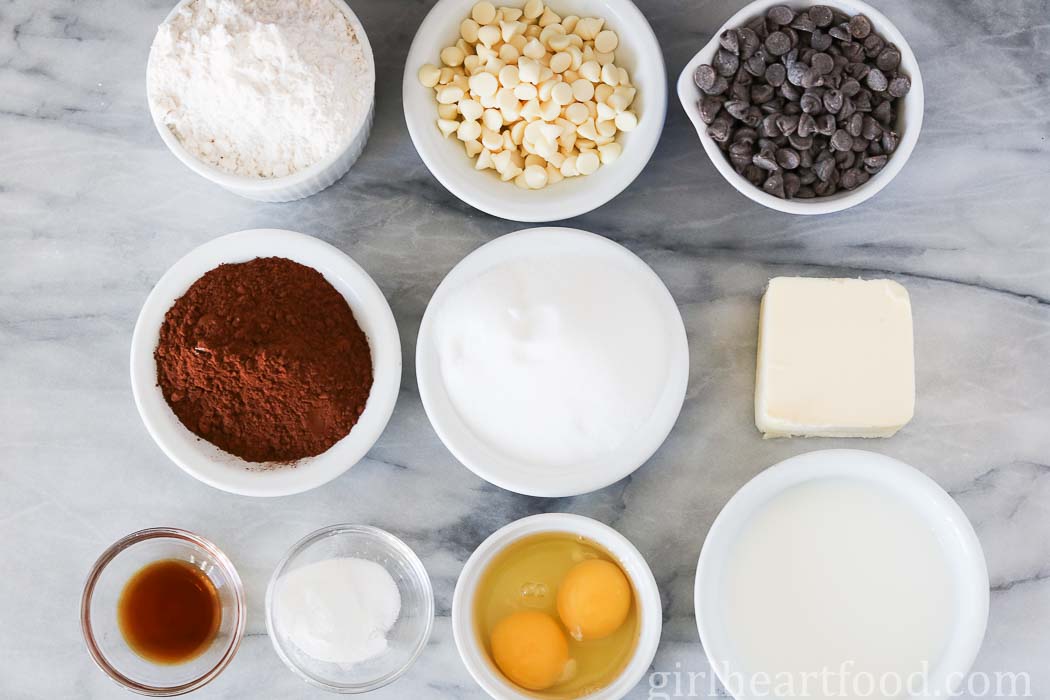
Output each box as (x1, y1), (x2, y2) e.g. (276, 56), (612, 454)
(755, 277), (915, 438)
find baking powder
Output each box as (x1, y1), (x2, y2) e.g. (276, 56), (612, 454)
(148, 0), (373, 178)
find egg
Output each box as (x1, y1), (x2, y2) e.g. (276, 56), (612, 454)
(490, 610), (570, 690)
(556, 559), (632, 641)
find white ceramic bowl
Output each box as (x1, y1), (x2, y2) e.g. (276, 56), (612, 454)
(695, 449), (989, 699)
(416, 227), (689, 497)
(452, 513), (662, 700)
(130, 229), (401, 497)
(403, 0), (667, 222)
(677, 0), (924, 214)
(146, 0), (375, 202)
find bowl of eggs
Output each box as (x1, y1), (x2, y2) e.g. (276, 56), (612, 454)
(403, 0), (667, 222)
(452, 513), (661, 699)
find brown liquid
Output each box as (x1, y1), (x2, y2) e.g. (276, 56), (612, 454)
(117, 559), (221, 664)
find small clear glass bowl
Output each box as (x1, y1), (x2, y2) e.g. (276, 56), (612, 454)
(80, 527), (247, 696)
(265, 524), (434, 693)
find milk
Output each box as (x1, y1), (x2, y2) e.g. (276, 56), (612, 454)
(723, 478), (956, 699)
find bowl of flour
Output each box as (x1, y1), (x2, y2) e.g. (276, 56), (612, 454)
(147, 0), (375, 202)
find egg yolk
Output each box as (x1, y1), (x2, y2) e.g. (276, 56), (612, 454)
(556, 559), (632, 641)
(490, 610), (570, 691)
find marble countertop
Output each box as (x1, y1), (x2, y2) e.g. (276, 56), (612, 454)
(2, 0), (1049, 697)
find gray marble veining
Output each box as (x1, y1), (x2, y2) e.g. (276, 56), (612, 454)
(1, 0), (1049, 698)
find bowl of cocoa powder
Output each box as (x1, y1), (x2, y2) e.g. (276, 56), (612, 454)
(130, 229), (401, 497)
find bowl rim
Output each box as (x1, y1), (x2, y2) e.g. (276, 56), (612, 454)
(401, 0), (668, 222)
(80, 527), (247, 697)
(675, 0), (925, 215)
(145, 0), (376, 194)
(263, 524), (435, 694)
(451, 513), (663, 700)
(415, 226), (689, 497)
(129, 228), (402, 497)
(693, 449), (990, 699)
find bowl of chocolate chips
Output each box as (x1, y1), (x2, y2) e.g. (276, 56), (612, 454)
(677, 0), (923, 214)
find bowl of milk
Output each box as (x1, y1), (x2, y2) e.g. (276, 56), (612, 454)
(695, 450), (988, 699)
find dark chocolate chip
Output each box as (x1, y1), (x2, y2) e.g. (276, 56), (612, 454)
(830, 128), (853, 151)
(715, 48), (740, 76)
(791, 12), (816, 32)
(776, 147), (801, 169)
(698, 95), (724, 124)
(776, 113), (800, 135)
(887, 75), (911, 98)
(767, 5), (795, 25)
(765, 31), (792, 56)
(876, 46), (901, 71)
(754, 146), (779, 170)
(828, 23), (852, 42)
(866, 68), (888, 92)
(809, 29), (833, 51)
(822, 88), (843, 113)
(707, 115), (732, 142)
(840, 77), (861, 96)
(739, 27), (761, 59)
(861, 114), (882, 139)
(720, 29), (740, 55)
(800, 92), (823, 114)
(763, 172), (786, 197)
(765, 62), (787, 86)
(810, 5), (834, 27)
(849, 14), (872, 39)
(751, 83), (775, 104)
(863, 154), (888, 173)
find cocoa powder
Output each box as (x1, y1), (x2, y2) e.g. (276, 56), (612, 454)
(154, 257), (374, 463)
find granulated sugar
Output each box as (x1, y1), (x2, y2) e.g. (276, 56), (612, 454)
(148, 0), (373, 178)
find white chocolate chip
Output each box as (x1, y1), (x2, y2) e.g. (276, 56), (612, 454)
(576, 150), (600, 174)
(594, 29), (618, 53)
(418, 64), (441, 88)
(549, 52), (571, 73)
(550, 81), (573, 105)
(579, 60), (601, 83)
(477, 24), (501, 47)
(523, 0), (544, 20)
(598, 142), (622, 163)
(565, 101), (589, 124)
(437, 119), (459, 137)
(469, 71), (499, 98)
(440, 45), (465, 67)
(472, 1), (497, 25)
(523, 164), (548, 188)
(614, 110), (638, 131)
(459, 99), (484, 121)
(436, 85), (465, 104)
(571, 78), (595, 102)
(461, 18), (480, 43)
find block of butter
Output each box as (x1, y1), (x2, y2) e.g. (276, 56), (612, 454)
(755, 277), (915, 438)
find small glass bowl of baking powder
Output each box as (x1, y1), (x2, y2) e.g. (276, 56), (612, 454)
(265, 524), (434, 693)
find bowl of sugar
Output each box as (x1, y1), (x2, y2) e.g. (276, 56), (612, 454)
(416, 227), (689, 497)
(265, 524), (434, 693)
(695, 450), (988, 699)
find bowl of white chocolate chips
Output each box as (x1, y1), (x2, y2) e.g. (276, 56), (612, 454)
(402, 0), (666, 222)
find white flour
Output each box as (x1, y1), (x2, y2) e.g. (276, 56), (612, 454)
(148, 0), (373, 178)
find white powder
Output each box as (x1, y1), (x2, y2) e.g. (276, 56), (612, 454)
(274, 557), (401, 666)
(433, 257), (672, 467)
(148, 0), (373, 178)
